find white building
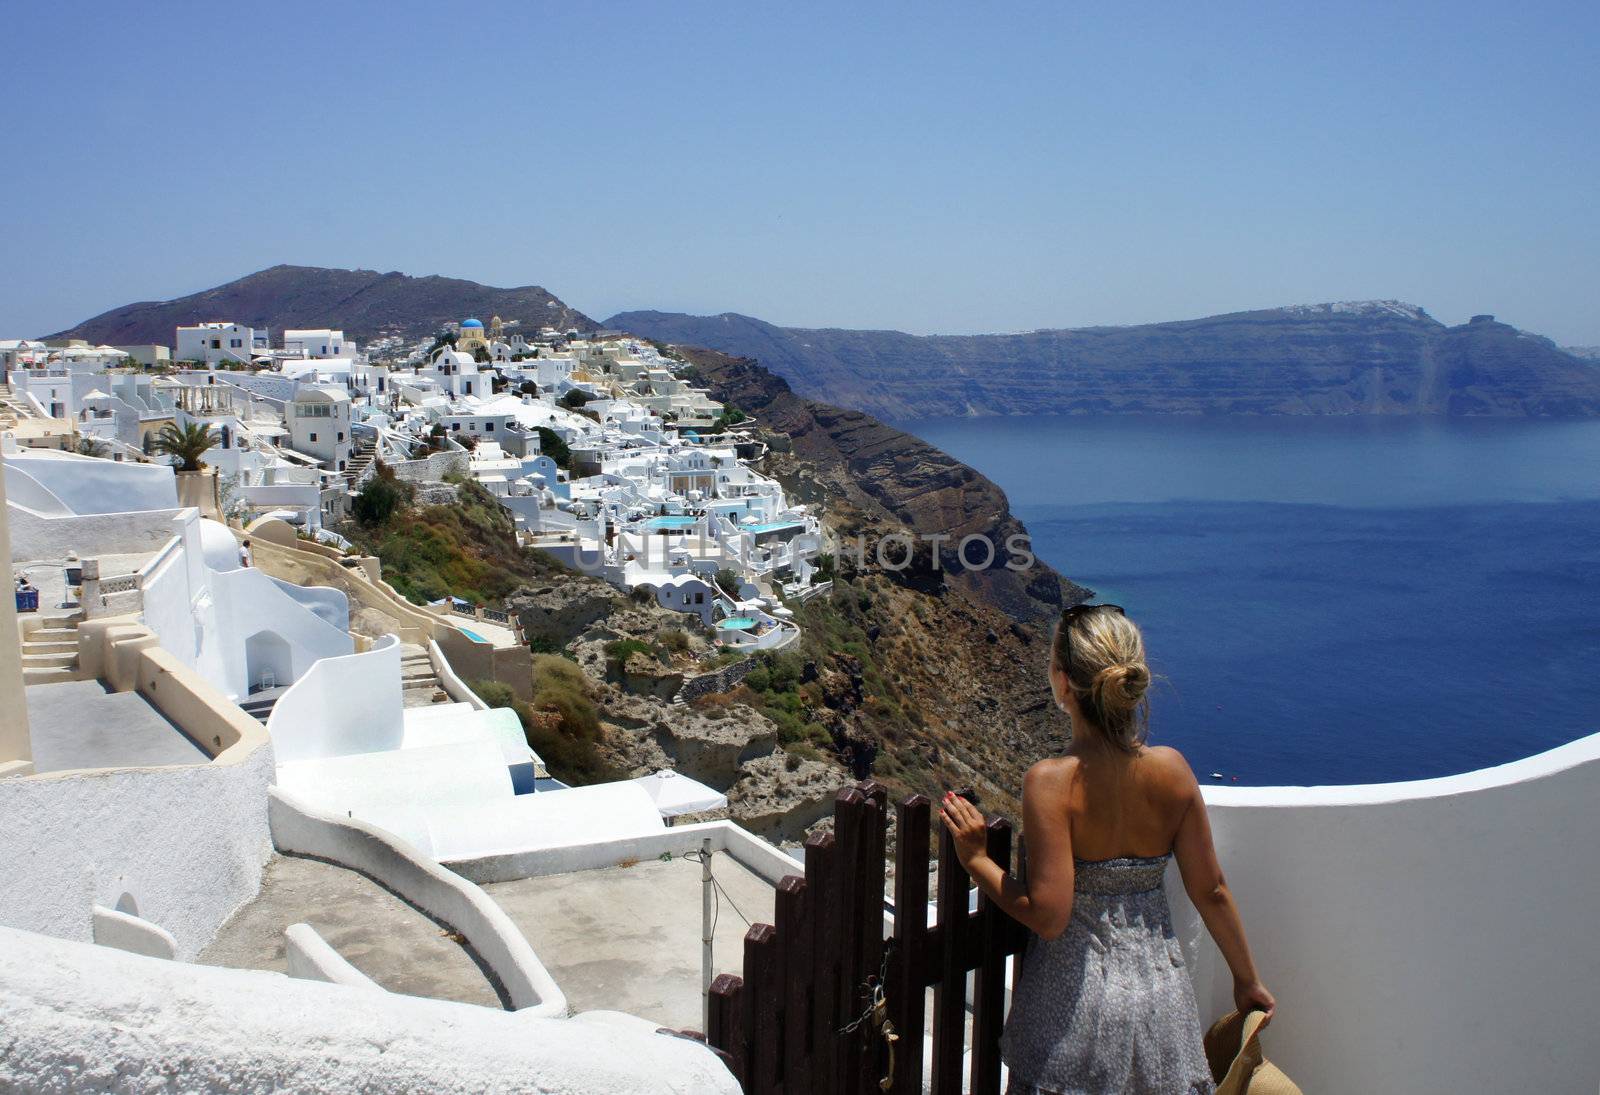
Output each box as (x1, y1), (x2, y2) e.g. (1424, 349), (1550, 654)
(282, 329), (354, 359)
(286, 386), (352, 472)
(176, 322), (268, 366)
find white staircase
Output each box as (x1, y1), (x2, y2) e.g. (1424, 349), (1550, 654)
(400, 643), (451, 708)
(20, 614), (85, 685)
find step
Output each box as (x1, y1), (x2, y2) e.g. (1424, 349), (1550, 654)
(36, 618), (82, 633)
(22, 640), (77, 656)
(23, 666), (82, 685)
(22, 651), (78, 669)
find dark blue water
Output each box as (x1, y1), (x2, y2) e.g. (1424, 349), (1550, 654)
(900, 415), (1600, 786)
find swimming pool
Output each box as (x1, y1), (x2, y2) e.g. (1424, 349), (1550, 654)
(647, 516), (700, 531)
(715, 617), (757, 630)
(459, 627), (487, 643)
(745, 521), (803, 534)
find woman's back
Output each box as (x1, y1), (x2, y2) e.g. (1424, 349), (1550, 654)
(1003, 745), (1216, 1094)
(1056, 743), (1194, 863)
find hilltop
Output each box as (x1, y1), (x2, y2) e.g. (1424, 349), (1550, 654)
(607, 304), (1600, 419)
(47, 265), (596, 346)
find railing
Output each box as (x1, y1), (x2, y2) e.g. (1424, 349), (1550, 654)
(707, 781), (1026, 1094)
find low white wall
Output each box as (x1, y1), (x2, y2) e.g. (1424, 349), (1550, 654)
(429, 638), (489, 711)
(448, 818), (803, 887)
(1171, 733), (1600, 1095)
(0, 740), (274, 961)
(8, 500), (185, 562)
(284, 922), (382, 991)
(0, 925), (739, 1094)
(267, 635), (401, 764)
(3, 449), (177, 515)
(92, 905), (178, 960)
(267, 788), (567, 1017)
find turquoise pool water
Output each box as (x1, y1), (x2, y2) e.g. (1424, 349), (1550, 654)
(460, 627), (487, 643)
(716, 616), (757, 630)
(746, 520), (803, 534)
(647, 516), (700, 530)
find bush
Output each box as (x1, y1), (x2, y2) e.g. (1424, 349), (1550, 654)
(474, 660), (615, 786)
(351, 471), (411, 527)
(559, 388), (592, 409)
(535, 427), (571, 469)
(657, 628), (691, 654)
(604, 638), (656, 664)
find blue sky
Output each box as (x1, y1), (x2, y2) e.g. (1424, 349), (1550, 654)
(3, 1), (1597, 343)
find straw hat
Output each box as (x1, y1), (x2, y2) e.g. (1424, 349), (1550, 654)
(1204, 1010), (1303, 1095)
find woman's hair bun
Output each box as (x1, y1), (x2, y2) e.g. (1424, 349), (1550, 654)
(1091, 661), (1150, 714)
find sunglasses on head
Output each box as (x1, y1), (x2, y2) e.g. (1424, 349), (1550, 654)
(1058, 603), (1125, 675)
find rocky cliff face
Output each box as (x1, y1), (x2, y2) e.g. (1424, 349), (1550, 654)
(610, 303), (1600, 420)
(674, 344), (1088, 624)
(50, 265), (595, 347)
(670, 345), (1092, 814)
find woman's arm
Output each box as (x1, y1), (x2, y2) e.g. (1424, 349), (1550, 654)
(939, 764), (1076, 940)
(1170, 761), (1276, 1020)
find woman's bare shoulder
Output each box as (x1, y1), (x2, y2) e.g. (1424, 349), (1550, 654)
(1142, 745), (1200, 789)
(1024, 756), (1079, 793)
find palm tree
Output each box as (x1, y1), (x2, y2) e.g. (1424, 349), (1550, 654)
(73, 436), (108, 458)
(152, 421), (217, 472)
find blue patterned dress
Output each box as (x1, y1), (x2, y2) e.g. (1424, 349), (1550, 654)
(1000, 853), (1214, 1094)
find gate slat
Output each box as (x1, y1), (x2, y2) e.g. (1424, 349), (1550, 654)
(855, 781), (889, 1093)
(708, 973), (747, 1089)
(890, 795), (931, 1093)
(929, 793), (973, 1095)
(970, 816), (1013, 1095)
(776, 875), (811, 1093)
(744, 922), (781, 1095)
(805, 827), (838, 1090)
(832, 787), (868, 1094)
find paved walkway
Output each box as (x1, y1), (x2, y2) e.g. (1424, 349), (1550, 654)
(200, 854), (504, 1009)
(485, 854), (778, 1031)
(26, 680), (206, 773)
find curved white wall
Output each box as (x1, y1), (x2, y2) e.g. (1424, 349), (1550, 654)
(206, 566), (354, 699)
(1170, 733), (1600, 1095)
(267, 636), (403, 764)
(0, 925), (739, 1094)
(2, 449), (177, 515)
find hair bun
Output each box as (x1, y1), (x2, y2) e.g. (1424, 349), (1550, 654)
(1091, 661), (1150, 713)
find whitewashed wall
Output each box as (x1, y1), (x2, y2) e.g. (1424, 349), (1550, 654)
(3, 449), (177, 515)
(1170, 733), (1600, 1094)
(267, 636), (404, 764)
(0, 926), (739, 1094)
(0, 742), (274, 960)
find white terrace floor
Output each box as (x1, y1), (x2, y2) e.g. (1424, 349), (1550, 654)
(26, 680), (206, 773)
(484, 855), (778, 1031)
(200, 854), (504, 1008)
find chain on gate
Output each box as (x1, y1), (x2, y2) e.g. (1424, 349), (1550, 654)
(837, 941), (901, 1090)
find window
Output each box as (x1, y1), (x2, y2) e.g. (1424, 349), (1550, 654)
(229, 338), (242, 348)
(337, 431), (344, 442)
(485, 421), (495, 431)
(309, 432), (318, 443)
(210, 339), (221, 349)
(296, 403), (332, 418)
(452, 422), (460, 431)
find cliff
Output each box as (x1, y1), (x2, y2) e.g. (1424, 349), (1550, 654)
(609, 303), (1600, 419)
(672, 345), (1092, 813)
(49, 265), (595, 347)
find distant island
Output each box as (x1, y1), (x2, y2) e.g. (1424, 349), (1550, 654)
(46, 266), (1600, 419)
(606, 303), (1600, 419)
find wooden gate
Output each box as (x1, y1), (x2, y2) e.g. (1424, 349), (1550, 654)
(707, 780), (1028, 1094)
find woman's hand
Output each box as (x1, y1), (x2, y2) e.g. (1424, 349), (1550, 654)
(938, 792), (989, 869)
(1233, 978), (1276, 1025)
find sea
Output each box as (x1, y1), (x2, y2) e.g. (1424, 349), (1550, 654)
(897, 414), (1600, 787)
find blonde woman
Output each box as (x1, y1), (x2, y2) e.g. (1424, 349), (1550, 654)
(941, 604), (1274, 1095)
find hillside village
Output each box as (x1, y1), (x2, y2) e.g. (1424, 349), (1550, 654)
(0, 315), (858, 1089)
